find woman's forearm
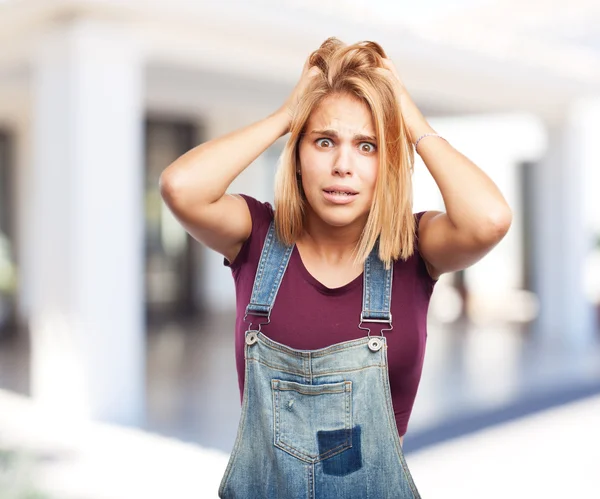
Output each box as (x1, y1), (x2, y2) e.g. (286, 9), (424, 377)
(410, 116), (512, 240)
(160, 109), (289, 207)
(379, 58), (511, 242)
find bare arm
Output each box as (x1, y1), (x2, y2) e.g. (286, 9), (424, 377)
(379, 58), (512, 280)
(414, 121), (512, 280)
(159, 57), (320, 263)
(159, 111), (289, 262)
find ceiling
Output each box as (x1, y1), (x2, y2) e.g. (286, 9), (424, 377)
(0, 0), (598, 122)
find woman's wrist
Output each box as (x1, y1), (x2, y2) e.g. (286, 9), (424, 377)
(398, 94), (434, 143)
(407, 119), (437, 147)
(270, 107), (292, 137)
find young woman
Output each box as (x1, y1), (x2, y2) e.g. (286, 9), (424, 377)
(160, 38), (512, 499)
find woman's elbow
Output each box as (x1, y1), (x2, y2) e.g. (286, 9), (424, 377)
(476, 206), (513, 245)
(159, 170), (178, 204)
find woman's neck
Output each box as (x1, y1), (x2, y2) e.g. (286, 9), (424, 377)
(297, 213), (365, 264)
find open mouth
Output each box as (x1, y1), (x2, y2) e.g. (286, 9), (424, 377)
(323, 190), (357, 197)
(322, 189), (358, 204)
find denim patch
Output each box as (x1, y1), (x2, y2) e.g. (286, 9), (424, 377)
(318, 425), (362, 476)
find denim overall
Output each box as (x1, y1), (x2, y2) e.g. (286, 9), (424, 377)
(218, 221), (421, 499)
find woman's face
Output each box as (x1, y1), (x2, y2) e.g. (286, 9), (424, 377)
(297, 93), (379, 231)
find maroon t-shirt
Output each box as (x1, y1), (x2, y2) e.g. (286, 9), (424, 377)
(224, 194), (437, 436)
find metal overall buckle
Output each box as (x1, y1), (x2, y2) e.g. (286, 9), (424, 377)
(243, 310), (271, 346)
(358, 312), (393, 352)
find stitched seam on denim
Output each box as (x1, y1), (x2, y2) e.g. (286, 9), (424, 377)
(304, 354), (310, 380)
(250, 358), (384, 377)
(308, 463), (314, 499)
(309, 338), (372, 356)
(272, 381), (277, 467)
(247, 358), (307, 377)
(361, 240), (394, 321)
(247, 222), (274, 311)
(249, 337), (386, 373)
(275, 386), (347, 395)
(266, 244), (293, 308)
(380, 345), (420, 498)
(257, 343), (307, 358)
(274, 441), (315, 463)
(249, 353), (384, 376)
(310, 339), (381, 357)
(252, 224), (273, 302)
(249, 221), (294, 314)
(311, 364), (385, 376)
(254, 227), (274, 308)
(254, 333), (373, 358)
(318, 440), (352, 460)
(363, 250), (371, 315)
(254, 334), (311, 357)
(386, 264), (393, 315)
(346, 381), (352, 441)
(273, 379), (351, 394)
(218, 343), (253, 496)
(275, 434), (352, 463)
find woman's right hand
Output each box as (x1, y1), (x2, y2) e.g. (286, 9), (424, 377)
(278, 56), (321, 133)
(161, 63), (314, 263)
(160, 56), (321, 265)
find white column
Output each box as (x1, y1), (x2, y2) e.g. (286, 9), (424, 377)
(29, 19), (145, 424)
(530, 104), (598, 349)
(424, 114), (544, 324)
(580, 98), (600, 306)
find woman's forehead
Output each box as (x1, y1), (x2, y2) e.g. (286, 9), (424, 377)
(307, 94), (376, 137)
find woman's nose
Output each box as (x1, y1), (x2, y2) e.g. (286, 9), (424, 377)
(332, 148), (353, 176)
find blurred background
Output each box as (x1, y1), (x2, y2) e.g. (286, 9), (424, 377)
(0, 0), (599, 497)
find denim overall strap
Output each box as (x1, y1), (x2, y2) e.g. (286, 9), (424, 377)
(361, 238), (393, 329)
(244, 220), (294, 324)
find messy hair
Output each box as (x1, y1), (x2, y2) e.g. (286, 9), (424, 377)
(274, 37), (416, 266)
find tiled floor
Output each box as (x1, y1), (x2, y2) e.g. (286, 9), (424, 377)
(2, 313), (600, 455)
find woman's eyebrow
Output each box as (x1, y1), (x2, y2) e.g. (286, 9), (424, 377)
(310, 129), (377, 142)
(354, 134), (378, 143)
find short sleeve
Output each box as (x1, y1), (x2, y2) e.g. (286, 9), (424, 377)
(413, 210), (438, 290)
(224, 194), (274, 272)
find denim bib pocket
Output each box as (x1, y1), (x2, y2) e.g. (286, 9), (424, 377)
(271, 379), (353, 463)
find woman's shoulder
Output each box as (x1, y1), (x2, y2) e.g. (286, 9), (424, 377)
(413, 210), (427, 225)
(224, 194), (274, 272)
(395, 210), (438, 291)
(411, 210), (430, 248)
(237, 193), (274, 223)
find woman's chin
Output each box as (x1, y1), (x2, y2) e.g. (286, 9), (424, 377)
(304, 197), (370, 229)
(314, 209), (366, 229)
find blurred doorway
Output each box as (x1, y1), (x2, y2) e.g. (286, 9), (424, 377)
(144, 118), (200, 323)
(0, 130), (17, 336)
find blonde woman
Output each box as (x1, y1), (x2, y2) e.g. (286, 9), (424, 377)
(160, 38), (512, 499)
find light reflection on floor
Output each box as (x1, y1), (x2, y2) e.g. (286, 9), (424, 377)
(1, 386), (597, 499)
(1, 313), (600, 455)
(142, 313), (600, 453)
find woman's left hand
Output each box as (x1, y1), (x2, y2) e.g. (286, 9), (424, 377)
(377, 58), (431, 143)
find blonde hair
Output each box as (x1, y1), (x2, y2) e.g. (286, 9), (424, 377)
(274, 37), (416, 267)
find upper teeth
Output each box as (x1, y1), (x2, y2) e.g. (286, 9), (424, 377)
(329, 191), (352, 195)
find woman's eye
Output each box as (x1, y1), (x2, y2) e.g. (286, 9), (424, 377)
(316, 138), (333, 148)
(359, 142), (376, 153)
